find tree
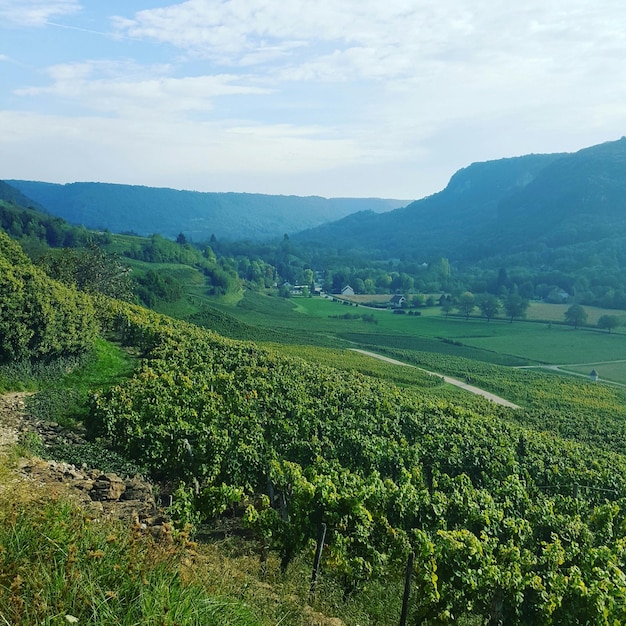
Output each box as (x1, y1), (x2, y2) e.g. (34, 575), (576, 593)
(205, 266), (238, 295)
(363, 278), (376, 294)
(411, 294), (426, 308)
(302, 268), (314, 287)
(477, 294), (500, 322)
(457, 292), (476, 320)
(433, 257), (451, 280)
(40, 245), (134, 301)
(503, 293), (529, 323)
(564, 304), (587, 329)
(135, 269), (184, 306)
(495, 267), (510, 292)
(278, 284), (292, 298)
(597, 314), (621, 333)
(440, 295), (454, 318)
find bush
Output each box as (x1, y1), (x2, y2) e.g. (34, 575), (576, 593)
(0, 232), (99, 363)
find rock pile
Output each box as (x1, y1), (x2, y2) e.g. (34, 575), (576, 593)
(2, 392), (173, 540)
(17, 457), (172, 538)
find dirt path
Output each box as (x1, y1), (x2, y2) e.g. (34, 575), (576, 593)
(518, 362), (626, 388)
(350, 349), (520, 409)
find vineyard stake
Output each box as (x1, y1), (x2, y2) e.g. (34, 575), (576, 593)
(309, 523), (327, 598)
(399, 552), (414, 626)
(260, 537), (269, 579)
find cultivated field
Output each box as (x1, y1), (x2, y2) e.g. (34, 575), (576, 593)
(242, 294), (626, 383)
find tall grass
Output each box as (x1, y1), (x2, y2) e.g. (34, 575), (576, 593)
(0, 338), (136, 408)
(18, 338), (137, 428)
(0, 455), (405, 625)
(0, 354), (86, 394)
(0, 485), (260, 625)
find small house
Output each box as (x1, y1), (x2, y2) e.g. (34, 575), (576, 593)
(546, 288), (570, 304)
(341, 285), (355, 296)
(389, 294), (406, 308)
(590, 369), (599, 382)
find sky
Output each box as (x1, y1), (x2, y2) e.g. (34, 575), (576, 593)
(1, 1), (626, 200)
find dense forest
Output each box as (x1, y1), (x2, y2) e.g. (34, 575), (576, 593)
(6, 180), (406, 241)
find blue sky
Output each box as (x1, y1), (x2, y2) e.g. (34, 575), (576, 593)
(1, 0), (626, 199)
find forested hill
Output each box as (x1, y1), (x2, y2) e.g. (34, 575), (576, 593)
(4, 181), (407, 241)
(293, 137), (626, 262)
(0, 180), (46, 213)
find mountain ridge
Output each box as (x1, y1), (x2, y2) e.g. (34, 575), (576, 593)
(293, 138), (626, 262)
(4, 180), (408, 242)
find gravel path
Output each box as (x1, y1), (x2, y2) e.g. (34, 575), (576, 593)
(350, 349), (520, 409)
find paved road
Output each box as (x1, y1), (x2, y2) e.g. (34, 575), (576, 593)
(350, 349), (521, 409)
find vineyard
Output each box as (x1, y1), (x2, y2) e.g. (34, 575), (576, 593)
(4, 225), (626, 624)
(87, 300), (626, 624)
(368, 345), (626, 458)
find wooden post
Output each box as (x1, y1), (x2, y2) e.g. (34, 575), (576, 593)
(309, 523), (327, 598)
(399, 552), (414, 626)
(260, 537), (269, 579)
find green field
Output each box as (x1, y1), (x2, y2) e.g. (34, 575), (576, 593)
(525, 301), (626, 325)
(221, 293), (626, 383)
(307, 298), (626, 367)
(149, 286), (626, 386)
(560, 360), (626, 385)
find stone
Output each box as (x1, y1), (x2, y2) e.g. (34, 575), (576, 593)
(89, 473), (126, 501)
(121, 475), (155, 506)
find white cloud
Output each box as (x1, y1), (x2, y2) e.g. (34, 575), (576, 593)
(0, 110), (363, 193)
(15, 60), (271, 117)
(4, 0), (626, 198)
(0, 0), (81, 26)
(111, 0), (626, 83)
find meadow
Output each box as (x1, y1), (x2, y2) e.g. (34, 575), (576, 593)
(223, 292), (626, 383)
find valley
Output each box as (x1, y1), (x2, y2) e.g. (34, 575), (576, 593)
(3, 139), (626, 624)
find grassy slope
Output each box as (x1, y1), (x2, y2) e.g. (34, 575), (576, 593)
(0, 454), (365, 626)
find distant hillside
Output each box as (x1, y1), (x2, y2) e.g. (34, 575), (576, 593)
(293, 138), (626, 263)
(0, 180), (46, 213)
(4, 181), (408, 242)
